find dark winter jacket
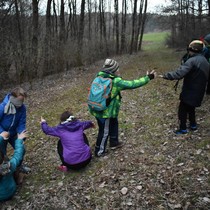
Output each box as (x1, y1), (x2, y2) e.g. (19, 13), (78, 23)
(163, 53), (210, 107)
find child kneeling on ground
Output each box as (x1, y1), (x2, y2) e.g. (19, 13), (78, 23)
(40, 110), (95, 172)
(0, 131), (27, 202)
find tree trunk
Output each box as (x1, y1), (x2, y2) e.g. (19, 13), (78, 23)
(208, 0), (210, 16)
(53, 0), (58, 37)
(87, 0), (92, 41)
(135, 0), (144, 52)
(130, 0), (137, 54)
(31, 0), (39, 80)
(14, 0), (24, 83)
(114, 0), (119, 54)
(138, 0), (147, 51)
(120, 0), (127, 53)
(60, 0), (65, 42)
(42, 0), (52, 77)
(79, 0), (85, 45)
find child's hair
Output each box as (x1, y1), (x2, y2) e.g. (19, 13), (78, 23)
(11, 87), (27, 98)
(60, 110), (76, 122)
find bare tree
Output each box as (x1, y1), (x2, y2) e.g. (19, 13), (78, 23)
(138, 0), (147, 51)
(208, 0), (210, 16)
(164, 0), (210, 47)
(31, 0), (39, 81)
(87, 0), (92, 41)
(114, 0), (119, 54)
(0, 0), (152, 87)
(77, 0), (85, 64)
(130, 0), (137, 54)
(60, 0), (65, 42)
(120, 0), (127, 53)
(42, 0), (52, 77)
(14, 0), (25, 83)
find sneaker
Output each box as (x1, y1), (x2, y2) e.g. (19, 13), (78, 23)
(95, 150), (108, 157)
(57, 165), (68, 172)
(190, 125), (197, 131)
(19, 164), (31, 174)
(174, 129), (188, 135)
(110, 142), (124, 150)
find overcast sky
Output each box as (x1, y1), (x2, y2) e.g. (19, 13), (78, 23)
(39, 0), (170, 14)
(147, 0), (169, 12)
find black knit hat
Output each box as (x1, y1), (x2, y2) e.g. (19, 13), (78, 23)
(102, 59), (119, 73)
(188, 40), (204, 53)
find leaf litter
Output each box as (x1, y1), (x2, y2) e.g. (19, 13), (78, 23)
(1, 52), (210, 209)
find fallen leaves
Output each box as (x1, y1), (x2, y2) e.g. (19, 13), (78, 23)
(2, 50), (210, 210)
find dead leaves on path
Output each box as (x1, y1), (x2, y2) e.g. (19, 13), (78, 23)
(2, 57), (210, 209)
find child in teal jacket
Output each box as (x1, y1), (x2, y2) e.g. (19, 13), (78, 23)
(0, 131), (26, 201)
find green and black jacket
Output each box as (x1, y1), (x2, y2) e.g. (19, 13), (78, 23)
(89, 71), (151, 118)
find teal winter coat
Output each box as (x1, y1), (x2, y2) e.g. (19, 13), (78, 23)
(0, 137), (25, 201)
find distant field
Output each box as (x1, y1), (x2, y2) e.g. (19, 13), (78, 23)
(143, 31), (170, 42)
(142, 31), (170, 50)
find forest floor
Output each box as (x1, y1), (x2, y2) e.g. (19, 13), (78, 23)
(1, 37), (210, 210)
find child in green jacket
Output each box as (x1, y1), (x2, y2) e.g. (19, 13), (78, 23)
(89, 58), (156, 157)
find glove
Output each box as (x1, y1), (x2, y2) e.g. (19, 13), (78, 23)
(147, 73), (155, 80)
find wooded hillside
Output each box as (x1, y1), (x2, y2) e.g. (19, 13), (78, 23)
(1, 32), (210, 209)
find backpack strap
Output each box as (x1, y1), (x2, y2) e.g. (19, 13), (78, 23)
(174, 80), (179, 92)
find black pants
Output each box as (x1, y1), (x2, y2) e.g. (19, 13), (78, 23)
(206, 73), (210, 94)
(57, 134), (91, 170)
(178, 101), (196, 130)
(95, 117), (119, 156)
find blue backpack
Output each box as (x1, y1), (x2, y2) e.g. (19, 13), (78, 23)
(88, 76), (113, 111)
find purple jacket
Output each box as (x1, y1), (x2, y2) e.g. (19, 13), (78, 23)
(41, 120), (93, 165)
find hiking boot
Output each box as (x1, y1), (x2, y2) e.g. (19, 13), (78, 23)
(14, 171), (25, 185)
(19, 164), (31, 174)
(110, 142), (124, 150)
(174, 129), (188, 135)
(57, 165), (68, 172)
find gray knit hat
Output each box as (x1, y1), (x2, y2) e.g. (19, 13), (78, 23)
(102, 59), (119, 73)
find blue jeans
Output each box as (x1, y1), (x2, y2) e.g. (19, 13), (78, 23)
(95, 117), (119, 156)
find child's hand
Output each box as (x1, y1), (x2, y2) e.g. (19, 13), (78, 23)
(91, 122), (96, 128)
(0, 131), (10, 140)
(18, 130), (28, 140)
(40, 116), (46, 123)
